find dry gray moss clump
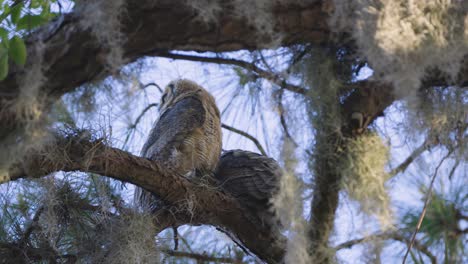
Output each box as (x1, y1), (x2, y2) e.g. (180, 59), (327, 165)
(406, 87), (468, 159)
(78, 0), (126, 71)
(332, 0), (468, 96)
(272, 139), (311, 264)
(338, 132), (393, 228)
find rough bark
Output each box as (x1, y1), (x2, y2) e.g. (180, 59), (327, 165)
(0, 0), (464, 133)
(0, 0), (465, 262)
(0, 0), (330, 99)
(0, 0), (332, 143)
(6, 132), (286, 263)
(308, 80), (395, 260)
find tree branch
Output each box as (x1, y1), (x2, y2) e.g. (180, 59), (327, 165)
(18, 206), (45, 248)
(335, 232), (437, 264)
(390, 138), (430, 177)
(0, 0), (327, 100)
(153, 51), (307, 95)
(276, 89), (312, 156)
(403, 150), (452, 264)
(0, 0), (465, 148)
(142, 82), (163, 93)
(130, 103), (159, 130)
(162, 249), (242, 263)
(0, 242), (71, 263)
(123, 102), (159, 146)
(0, 0), (329, 145)
(4, 132), (285, 263)
(308, 80), (397, 259)
(222, 123), (267, 155)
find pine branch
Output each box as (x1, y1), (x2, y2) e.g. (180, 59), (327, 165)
(4, 131), (286, 263)
(390, 138), (431, 177)
(336, 232), (437, 264)
(403, 150), (452, 264)
(222, 123), (267, 155)
(152, 51), (307, 95)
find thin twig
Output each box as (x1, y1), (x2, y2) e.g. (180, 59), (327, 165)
(390, 138), (430, 177)
(447, 159), (460, 180)
(259, 51), (274, 72)
(123, 103), (158, 147)
(336, 231), (437, 264)
(276, 83), (312, 157)
(277, 90), (298, 148)
(11, 0), (25, 8)
(289, 45), (312, 67)
(402, 150), (453, 264)
(172, 226), (179, 251)
(152, 51), (307, 95)
(221, 123), (267, 155)
(215, 227), (251, 256)
(162, 249), (242, 263)
(130, 103), (159, 130)
(19, 206), (45, 247)
(0, 241), (78, 263)
(142, 82), (163, 93)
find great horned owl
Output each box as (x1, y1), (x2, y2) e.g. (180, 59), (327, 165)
(135, 79), (222, 210)
(214, 150), (282, 228)
(342, 84), (389, 135)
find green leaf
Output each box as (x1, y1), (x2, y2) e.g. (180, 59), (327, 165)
(0, 46), (9, 80)
(17, 14), (48, 30)
(0, 5), (10, 23)
(0, 27), (8, 42)
(30, 0), (41, 9)
(10, 3), (23, 24)
(9, 36), (26, 66)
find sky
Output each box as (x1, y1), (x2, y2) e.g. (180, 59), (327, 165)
(71, 53), (467, 263)
(0, 0), (465, 262)
(0, 49), (461, 262)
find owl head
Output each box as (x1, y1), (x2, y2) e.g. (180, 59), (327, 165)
(159, 79), (204, 112)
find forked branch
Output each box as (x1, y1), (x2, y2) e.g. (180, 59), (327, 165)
(4, 132), (285, 263)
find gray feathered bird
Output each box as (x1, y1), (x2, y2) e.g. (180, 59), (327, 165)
(135, 79), (222, 211)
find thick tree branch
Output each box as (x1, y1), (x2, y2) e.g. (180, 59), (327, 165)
(0, 1), (465, 262)
(0, 0), (329, 144)
(308, 80), (396, 259)
(4, 132), (285, 263)
(0, 0), (327, 100)
(0, 0), (465, 141)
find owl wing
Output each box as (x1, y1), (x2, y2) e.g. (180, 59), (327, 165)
(141, 97), (205, 160)
(215, 150), (281, 210)
(135, 97), (205, 211)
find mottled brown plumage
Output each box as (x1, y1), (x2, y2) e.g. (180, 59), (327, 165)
(135, 79), (222, 210)
(215, 150), (282, 227)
